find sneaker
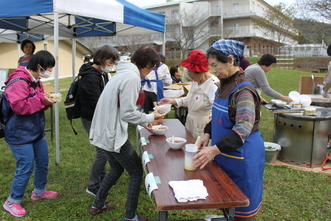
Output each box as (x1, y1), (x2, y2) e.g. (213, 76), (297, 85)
(89, 204), (115, 215)
(3, 199), (27, 217)
(122, 214), (148, 221)
(86, 187), (98, 197)
(31, 190), (58, 200)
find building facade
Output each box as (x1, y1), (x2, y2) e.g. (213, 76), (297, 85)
(146, 0), (298, 58)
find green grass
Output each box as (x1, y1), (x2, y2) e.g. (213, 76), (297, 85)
(0, 69), (330, 220)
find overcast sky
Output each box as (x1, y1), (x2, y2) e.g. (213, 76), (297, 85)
(127, 0), (295, 8)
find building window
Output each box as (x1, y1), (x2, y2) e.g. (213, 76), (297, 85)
(233, 3), (240, 10)
(234, 23), (239, 30)
(158, 11), (165, 15)
(171, 9), (179, 20)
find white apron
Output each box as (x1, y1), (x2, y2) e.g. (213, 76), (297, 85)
(185, 79), (213, 138)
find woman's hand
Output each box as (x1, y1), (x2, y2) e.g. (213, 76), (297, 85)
(152, 108), (167, 119)
(260, 96), (268, 104)
(158, 98), (175, 105)
(44, 96), (54, 105)
(193, 145), (220, 169)
(145, 123), (154, 133)
(280, 95), (293, 103)
(198, 133), (210, 150)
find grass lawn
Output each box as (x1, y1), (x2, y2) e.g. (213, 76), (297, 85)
(0, 69), (331, 220)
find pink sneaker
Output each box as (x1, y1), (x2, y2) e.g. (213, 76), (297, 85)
(31, 190), (58, 200)
(3, 199), (27, 217)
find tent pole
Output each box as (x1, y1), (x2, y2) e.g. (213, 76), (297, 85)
(72, 38), (76, 78)
(54, 12), (60, 164)
(162, 32), (166, 56)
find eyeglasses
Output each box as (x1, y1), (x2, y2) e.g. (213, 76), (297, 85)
(38, 64), (45, 71)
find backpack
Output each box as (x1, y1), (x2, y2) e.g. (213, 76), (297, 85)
(64, 75), (81, 135)
(0, 77), (30, 138)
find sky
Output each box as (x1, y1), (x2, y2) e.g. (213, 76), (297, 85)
(127, 0), (295, 8)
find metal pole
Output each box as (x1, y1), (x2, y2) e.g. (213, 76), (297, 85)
(54, 11), (60, 163)
(72, 38), (76, 78)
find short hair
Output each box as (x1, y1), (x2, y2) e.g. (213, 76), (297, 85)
(84, 55), (91, 63)
(170, 65), (179, 77)
(257, 54), (277, 66)
(206, 47), (240, 66)
(26, 50), (55, 72)
(93, 45), (119, 66)
(327, 44), (331, 56)
(21, 40), (36, 54)
(158, 53), (166, 63)
(131, 46), (160, 69)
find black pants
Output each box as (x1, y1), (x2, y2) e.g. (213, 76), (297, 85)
(143, 91), (157, 114)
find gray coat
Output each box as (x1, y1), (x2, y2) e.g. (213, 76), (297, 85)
(89, 61), (154, 153)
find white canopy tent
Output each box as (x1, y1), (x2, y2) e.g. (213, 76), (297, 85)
(0, 0), (166, 163)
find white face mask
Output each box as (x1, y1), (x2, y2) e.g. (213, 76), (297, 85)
(39, 70), (52, 78)
(38, 64), (52, 78)
(101, 65), (113, 73)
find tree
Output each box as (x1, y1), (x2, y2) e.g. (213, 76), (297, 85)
(166, 2), (223, 59)
(293, 19), (331, 44)
(253, 3), (298, 46)
(295, 0), (331, 22)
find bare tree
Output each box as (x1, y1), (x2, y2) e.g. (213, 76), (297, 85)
(295, 0), (331, 22)
(166, 3), (220, 59)
(78, 36), (106, 51)
(107, 34), (157, 54)
(253, 3), (298, 45)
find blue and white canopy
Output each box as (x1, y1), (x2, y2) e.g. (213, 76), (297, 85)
(0, 0), (165, 39)
(0, 0), (166, 163)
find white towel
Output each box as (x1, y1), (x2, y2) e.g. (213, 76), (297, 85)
(168, 179), (209, 202)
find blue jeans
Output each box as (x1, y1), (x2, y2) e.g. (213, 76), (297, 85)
(7, 137), (49, 204)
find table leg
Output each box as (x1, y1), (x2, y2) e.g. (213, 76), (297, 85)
(158, 211), (168, 221)
(222, 208), (235, 221)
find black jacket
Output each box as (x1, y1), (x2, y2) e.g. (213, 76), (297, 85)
(78, 62), (109, 121)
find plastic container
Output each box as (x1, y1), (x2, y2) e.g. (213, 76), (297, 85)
(184, 144), (198, 170)
(154, 104), (171, 114)
(264, 142), (282, 164)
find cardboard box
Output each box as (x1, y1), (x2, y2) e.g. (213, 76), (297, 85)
(299, 75), (324, 94)
(164, 83), (191, 96)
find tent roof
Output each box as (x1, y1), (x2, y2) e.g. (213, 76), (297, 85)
(0, 0), (165, 39)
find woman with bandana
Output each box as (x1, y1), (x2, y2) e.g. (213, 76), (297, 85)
(193, 40), (264, 221)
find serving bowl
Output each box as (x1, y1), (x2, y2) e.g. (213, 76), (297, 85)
(166, 137), (187, 150)
(154, 104), (171, 114)
(151, 125), (168, 135)
(271, 99), (281, 105)
(275, 101), (286, 108)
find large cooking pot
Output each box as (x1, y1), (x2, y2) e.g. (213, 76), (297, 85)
(305, 94), (331, 107)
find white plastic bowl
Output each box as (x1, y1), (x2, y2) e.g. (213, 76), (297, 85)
(154, 104), (171, 114)
(151, 125), (168, 135)
(275, 101), (286, 108)
(299, 95), (312, 107)
(289, 91), (301, 103)
(166, 137), (187, 150)
(271, 99), (281, 105)
(264, 142), (281, 151)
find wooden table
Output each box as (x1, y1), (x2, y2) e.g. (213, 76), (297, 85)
(137, 119), (249, 221)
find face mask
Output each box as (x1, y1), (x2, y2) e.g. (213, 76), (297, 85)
(39, 70), (52, 78)
(101, 65), (113, 73)
(38, 64), (52, 78)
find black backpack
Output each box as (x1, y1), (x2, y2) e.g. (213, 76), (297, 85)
(64, 75), (81, 135)
(0, 77), (30, 138)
